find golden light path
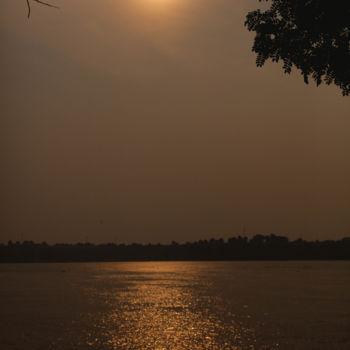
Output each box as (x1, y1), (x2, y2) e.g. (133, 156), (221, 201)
(68, 262), (266, 350)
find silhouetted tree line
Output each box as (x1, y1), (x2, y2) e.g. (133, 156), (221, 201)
(0, 234), (349, 262)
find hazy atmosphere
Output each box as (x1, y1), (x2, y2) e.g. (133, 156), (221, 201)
(1, 0), (349, 244)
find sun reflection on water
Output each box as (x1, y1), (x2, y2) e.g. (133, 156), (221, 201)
(78, 262), (264, 350)
(3, 262), (349, 350)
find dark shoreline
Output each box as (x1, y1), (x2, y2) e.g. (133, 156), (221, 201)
(1, 234), (349, 263)
(1, 259), (350, 264)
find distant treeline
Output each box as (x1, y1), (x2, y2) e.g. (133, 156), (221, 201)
(1, 235), (349, 262)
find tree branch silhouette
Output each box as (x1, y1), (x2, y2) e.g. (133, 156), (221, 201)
(26, 0), (59, 18)
(245, 0), (350, 95)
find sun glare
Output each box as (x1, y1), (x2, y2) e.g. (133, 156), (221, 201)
(142, 0), (178, 9)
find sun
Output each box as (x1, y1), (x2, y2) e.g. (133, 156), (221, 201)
(143, 0), (177, 7)
(137, 0), (180, 15)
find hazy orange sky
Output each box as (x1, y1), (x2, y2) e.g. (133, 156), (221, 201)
(1, 0), (349, 244)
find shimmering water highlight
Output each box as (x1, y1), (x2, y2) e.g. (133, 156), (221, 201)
(0, 261), (349, 349)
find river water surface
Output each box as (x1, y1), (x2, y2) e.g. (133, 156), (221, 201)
(0, 261), (349, 349)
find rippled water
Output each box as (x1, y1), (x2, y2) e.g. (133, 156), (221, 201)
(0, 261), (349, 349)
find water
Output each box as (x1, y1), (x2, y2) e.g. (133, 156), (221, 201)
(0, 261), (349, 349)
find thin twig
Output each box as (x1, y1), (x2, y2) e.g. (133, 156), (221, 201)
(26, 0), (31, 18)
(27, 0), (59, 18)
(33, 0), (59, 9)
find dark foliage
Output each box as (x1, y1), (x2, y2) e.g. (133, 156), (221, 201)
(245, 0), (350, 95)
(1, 234), (349, 262)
